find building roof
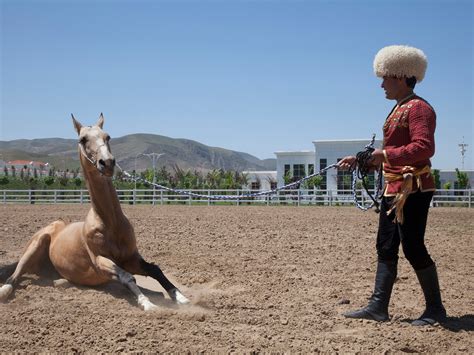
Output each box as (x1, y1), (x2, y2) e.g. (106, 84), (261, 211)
(7, 160), (49, 167)
(274, 151), (315, 156)
(312, 139), (383, 144)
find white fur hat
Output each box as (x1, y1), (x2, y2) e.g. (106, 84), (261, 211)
(373, 45), (428, 82)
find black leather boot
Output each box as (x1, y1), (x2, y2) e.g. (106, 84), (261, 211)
(343, 261), (397, 322)
(412, 263), (447, 326)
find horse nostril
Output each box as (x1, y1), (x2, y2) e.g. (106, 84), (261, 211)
(99, 159), (106, 167)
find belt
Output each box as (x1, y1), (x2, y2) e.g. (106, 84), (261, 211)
(383, 165), (431, 224)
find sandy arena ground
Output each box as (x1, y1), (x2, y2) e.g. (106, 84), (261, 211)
(0, 204), (473, 353)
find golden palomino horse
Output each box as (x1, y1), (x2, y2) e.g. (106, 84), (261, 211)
(0, 114), (190, 310)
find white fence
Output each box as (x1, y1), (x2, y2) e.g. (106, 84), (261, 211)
(0, 188), (472, 207)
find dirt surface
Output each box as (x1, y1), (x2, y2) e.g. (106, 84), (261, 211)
(0, 204), (472, 353)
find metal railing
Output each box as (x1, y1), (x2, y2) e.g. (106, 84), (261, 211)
(0, 188), (472, 207)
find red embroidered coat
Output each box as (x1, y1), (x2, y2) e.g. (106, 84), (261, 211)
(382, 95), (436, 196)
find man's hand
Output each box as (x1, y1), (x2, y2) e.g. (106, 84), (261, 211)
(369, 148), (386, 166)
(338, 156), (356, 170)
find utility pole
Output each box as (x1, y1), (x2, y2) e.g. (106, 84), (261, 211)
(459, 136), (468, 170)
(143, 153), (165, 188)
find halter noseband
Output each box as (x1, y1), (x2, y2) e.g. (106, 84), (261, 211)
(78, 141), (107, 171)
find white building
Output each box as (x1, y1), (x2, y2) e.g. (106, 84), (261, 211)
(275, 151), (315, 187)
(438, 170), (473, 189)
(242, 171), (277, 191)
(312, 139), (382, 191)
(245, 138), (472, 193)
(1, 160), (51, 178)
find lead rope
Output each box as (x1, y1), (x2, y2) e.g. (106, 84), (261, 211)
(114, 136), (382, 210)
(348, 135), (383, 212)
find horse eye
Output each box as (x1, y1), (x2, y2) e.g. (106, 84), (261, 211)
(105, 135), (111, 142)
(79, 137), (87, 145)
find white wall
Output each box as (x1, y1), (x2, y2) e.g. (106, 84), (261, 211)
(242, 171), (277, 191)
(312, 140), (382, 191)
(274, 151), (315, 187)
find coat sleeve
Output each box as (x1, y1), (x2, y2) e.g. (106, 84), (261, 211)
(384, 102), (436, 166)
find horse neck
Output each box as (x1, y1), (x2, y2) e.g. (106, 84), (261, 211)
(81, 157), (125, 226)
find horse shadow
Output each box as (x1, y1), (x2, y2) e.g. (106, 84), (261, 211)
(401, 315), (474, 332)
(0, 262), (177, 310)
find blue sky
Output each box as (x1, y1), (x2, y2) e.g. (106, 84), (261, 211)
(1, 0), (472, 170)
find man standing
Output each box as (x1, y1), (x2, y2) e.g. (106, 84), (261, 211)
(338, 45), (447, 326)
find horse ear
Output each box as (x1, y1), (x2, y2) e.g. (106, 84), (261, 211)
(97, 113), (104, 129)
(71, 114), (82, 135)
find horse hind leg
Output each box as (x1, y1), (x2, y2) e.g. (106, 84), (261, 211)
(0, 220), (66, 302)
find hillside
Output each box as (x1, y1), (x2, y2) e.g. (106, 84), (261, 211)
(0, 134), (276, 173)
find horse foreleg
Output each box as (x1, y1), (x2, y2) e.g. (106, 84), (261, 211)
(0, 221), (64, 302)
(95, 256), (157, 311)
(131, 258), (190, 305)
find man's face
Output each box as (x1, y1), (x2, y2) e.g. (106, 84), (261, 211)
(381, 76), (406, 100)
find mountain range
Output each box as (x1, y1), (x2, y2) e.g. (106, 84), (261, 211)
(0, 134), (276, 173)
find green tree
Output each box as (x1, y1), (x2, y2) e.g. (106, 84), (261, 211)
(44, 176), (55, 186)
(302, 175), (323, 189)
(74, 177), (83, 188)
(58, 171), (69, 187)
(283, 170), (293, 185)
(455, 168), (470, 189)
(432, 169), (441, 189)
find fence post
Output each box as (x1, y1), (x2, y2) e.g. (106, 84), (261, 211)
(297, 189), (301, 207)
(54, 190), (57, 203)
(3, 190), (6, 204)
(469, 189), (472, 208)
(208, 189), (211, 206)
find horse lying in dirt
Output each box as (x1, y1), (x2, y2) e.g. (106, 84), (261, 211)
(0, 114), (189, 310)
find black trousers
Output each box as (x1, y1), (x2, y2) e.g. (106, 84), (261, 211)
(376, 190), (434, 271)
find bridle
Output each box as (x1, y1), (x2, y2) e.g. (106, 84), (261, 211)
(78, 140), (108, 172)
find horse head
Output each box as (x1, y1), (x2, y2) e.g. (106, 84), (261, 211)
(72, 113), (116, 177)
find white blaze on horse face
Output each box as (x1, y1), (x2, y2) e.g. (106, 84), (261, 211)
(79, 125), (115, 177)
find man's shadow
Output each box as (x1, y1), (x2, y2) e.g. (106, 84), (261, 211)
(400, 314), (474, 332)
(441, 315), (474, 332)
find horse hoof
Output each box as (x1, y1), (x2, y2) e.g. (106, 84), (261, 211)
(138, 295), (158, 311)
(174, 290), (191, 305)
(0, 284), (13, 302)
(143, 302), (159, 312)
(53, 279), (71, 288)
